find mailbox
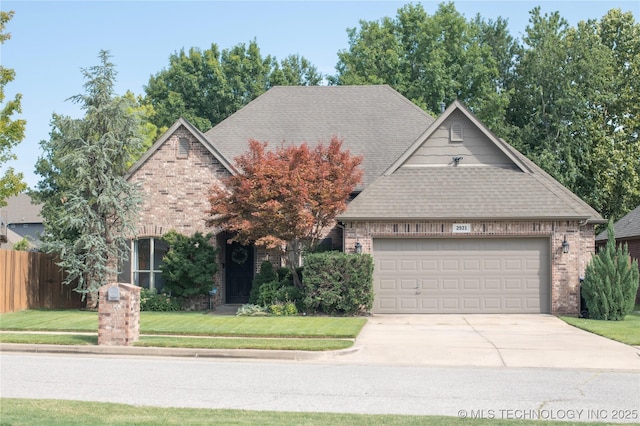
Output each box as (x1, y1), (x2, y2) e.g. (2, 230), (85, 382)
(107, 286), (120, 301)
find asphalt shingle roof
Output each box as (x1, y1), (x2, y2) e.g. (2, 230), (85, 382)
(3, 194), (42, 224)
(339, 101), (604, 223)
(204, 85), (435, 188)
(596, 205), (640, 241)
(338, 166), (601, 221)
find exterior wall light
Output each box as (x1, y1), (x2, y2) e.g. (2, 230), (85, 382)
(355, 241), (363, 254)
(562, 235), (570, 254)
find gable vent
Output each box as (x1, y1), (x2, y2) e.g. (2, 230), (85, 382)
(177, 137), (190, 159)
(450, 122), (463, 142)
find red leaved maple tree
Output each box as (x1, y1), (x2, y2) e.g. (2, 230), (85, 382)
(207, 136), (363, 287)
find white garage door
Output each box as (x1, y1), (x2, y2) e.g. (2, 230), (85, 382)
(373, 238), (550, 314)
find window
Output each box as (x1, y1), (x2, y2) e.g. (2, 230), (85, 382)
(177, 137), (190, 159)
(450, 122), (463, 142)
(133, 237), (169, 291)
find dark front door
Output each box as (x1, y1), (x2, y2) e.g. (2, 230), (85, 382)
(225, 242), (254, 304)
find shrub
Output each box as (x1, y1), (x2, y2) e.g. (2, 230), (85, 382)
(251, 261), (303, 307)
(268, 301), (298, 316)
(582, 221), (640, 320)
(249, 261), (278, 304)
(302, 252), (374, 315)
(160, 231), (219, 298)
(236, 304), (268, 316)
(140, 288), (181, 312)
(12, 237), (30, 251)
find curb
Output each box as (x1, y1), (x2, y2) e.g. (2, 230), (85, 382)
(0, 343), (361, 361)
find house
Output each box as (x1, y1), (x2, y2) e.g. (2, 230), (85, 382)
(0, 194), (44, 250)
(595, 205), (640, 303)
(123, 85), (604, 315)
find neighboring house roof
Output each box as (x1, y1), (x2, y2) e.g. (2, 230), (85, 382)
(3, 193), (43, 225)
(204, 85), (435, 188)
(339, 101), (604, 223)
(596, 204), (640, 241)
(125, 117), (236, 179)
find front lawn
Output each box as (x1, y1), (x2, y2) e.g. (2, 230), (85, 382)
(0, 309), (366, 351)
(0, 309), (366, 338)
(561, 306), (640, 346)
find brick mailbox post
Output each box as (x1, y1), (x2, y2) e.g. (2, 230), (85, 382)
(98, 283), (140, 346)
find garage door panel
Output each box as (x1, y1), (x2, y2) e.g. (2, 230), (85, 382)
(399, 298), (418, 309)
(373, 238), (550, 314)
(400, 279), (418, 290)
(504, 259), (523, 270)
(379, 279), (397, 290)
(421, 279), (438, 290)
(378, 259), (397, 271)
(462, 279), (480, 290)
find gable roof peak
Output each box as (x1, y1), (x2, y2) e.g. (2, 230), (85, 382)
(125, 117), (235, 180)
(384, 100), (530, 175)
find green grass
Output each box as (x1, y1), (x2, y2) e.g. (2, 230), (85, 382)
(135, 336), (353, 350)
(0, 309), (366, 338)
(0, 399), (611, 426)
(0, 309), (365, 351)
(0, 333), (352, 350)
(0, 333), (98, 345)
(561, 307), (640, 346)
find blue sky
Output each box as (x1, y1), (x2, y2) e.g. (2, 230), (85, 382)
(2, 1), (638, 189)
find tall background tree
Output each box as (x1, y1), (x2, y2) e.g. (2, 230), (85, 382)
(207, 137), (362, 287)
(0, 11), (26, 206)
(144, 40), (322, 132)
(33, 51), (143, 302)
(330, 2), (638, 222)
(506, 8), (640, 221)
(330, 2), (518, 132)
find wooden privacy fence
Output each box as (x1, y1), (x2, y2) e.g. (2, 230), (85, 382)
(0, 249), (84, 313)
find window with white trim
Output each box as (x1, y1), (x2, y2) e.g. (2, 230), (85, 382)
(133, 237), (169, 291)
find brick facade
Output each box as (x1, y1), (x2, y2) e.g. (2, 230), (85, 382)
(342, 220), (596, 315)
(128, 126), (231, 305)
(128, 126), (231, 236)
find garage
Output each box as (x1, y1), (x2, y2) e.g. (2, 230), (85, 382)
(373, 238), (550, 314)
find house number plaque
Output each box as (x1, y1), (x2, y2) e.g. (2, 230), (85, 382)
(452, 223), (471, 233)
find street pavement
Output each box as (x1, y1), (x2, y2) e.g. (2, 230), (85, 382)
(1, 314), (639, 370)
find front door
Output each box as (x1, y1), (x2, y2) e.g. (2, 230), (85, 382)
(225, 241), (254, 304)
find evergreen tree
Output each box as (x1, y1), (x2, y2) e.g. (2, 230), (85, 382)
(33, 51), (143, 302)
(159, 231), (218, 298)
(582, 221), (639, 320)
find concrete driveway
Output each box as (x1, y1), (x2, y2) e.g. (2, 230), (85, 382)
(328, 315), (640, 370)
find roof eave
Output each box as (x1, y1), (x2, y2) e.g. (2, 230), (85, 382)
(337, 215), (601, 223)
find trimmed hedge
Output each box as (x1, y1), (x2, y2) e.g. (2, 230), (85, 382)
(302, 252), (374, 315)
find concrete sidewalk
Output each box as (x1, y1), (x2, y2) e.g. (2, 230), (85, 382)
(2, 315), (639, 370)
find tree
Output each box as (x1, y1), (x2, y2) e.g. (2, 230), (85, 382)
(122, 91), (165, 168)
(0, 10), (26, 206)
(145, 40), (322, 132)
(330, 2), (517, 128)
(207, 137), (362, 287)
(33, 51), (143, 302)
(506, 8), (640, 222)
(581, 221), (639, 320)
(160, 231), (218, 298)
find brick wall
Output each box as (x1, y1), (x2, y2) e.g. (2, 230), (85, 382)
(128, 126), (231, 303)
(128, 126), (231, 237)
(343, 219), (596, 315)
